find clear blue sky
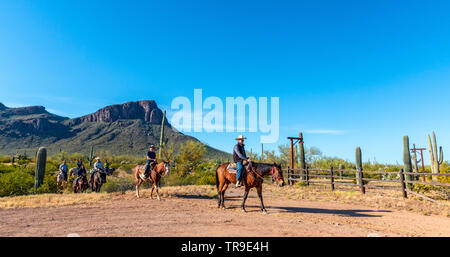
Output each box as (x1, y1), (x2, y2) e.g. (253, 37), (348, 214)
(1, 0), (449, 164)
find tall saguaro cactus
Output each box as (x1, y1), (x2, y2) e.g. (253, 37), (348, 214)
(261, 143), (264, 160)
(159, 110), (167, 160)
(427, 131), (443, 182)
(355, 147), (362, 185)
(298, 132), (306, 180)
(34, 147), (47, 190)
(403, 136), (414, 184)
(88, 146), (95, 167)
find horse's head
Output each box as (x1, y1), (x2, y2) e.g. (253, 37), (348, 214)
(271, 163), (284, 187)
(162, 161), (170, 176)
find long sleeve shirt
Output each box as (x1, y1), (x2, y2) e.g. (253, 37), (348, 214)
(94, 161), (105, 171)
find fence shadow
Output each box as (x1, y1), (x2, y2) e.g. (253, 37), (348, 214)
(244, 205), (391, 217)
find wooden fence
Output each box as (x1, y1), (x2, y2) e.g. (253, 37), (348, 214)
(282, 167), (450, 205)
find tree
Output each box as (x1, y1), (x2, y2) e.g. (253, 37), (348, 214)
(175, 141), (206, 175)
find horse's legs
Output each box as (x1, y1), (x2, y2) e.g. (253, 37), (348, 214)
(150, 183), (155, 199)
(256, 185), (267, 214)
(217, 181), (224, 208)
(217, 188), (221, 208)
(136, 179), (142, 198)
(221, 183), (229, 209)
(155, 182), (161, 201)
(241, 186), (250, 212)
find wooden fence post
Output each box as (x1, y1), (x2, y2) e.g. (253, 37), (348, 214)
(358, 168), (365, 194)
(287, 166), (291, 185)
(330, 166), (335, 191)
(399, 168), (407, 198)
(306, 166), (309, 186)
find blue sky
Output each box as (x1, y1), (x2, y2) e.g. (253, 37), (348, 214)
(1, 0), (449, 164)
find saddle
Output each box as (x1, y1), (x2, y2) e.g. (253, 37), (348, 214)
(226, 163), (237, 173)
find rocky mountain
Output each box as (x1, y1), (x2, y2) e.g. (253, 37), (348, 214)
(0, 101), (230, 159)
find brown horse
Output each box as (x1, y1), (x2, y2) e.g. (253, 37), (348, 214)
(133, 161), (170, 200)
(216, 162), (284, 214)
(73, 175), (89, 193)
(90, 171), (107, 192)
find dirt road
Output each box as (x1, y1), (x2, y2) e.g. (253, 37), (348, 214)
(1, 187), (449, 237)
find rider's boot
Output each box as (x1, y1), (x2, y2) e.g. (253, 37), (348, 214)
(235, 178), (242, 188)
(142, 165), (149, 179)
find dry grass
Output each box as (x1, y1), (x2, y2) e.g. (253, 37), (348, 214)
(0, 193), (110, 209)
(0, 185), (218, 210)
(1, 182), (449, 217)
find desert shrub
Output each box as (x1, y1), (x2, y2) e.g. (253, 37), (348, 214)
(101, 177), (135, 193)
(0, 170), (34, 197)
(0, 156), (11, 163)
(33, 173), (59, 194)
(174, 140), (206, 175)
(163, 162), (217, 186)
(0, 164), (20, 174)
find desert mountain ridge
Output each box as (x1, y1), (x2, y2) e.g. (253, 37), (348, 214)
(0, 100), (230, 159)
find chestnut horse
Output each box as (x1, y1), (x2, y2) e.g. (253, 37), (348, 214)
(216, 162), (284, 214)
(133, 161), (170, 200)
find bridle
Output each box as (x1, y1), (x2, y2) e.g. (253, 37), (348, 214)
(150, 162), (169, 177)
(248, 164), (280, 182)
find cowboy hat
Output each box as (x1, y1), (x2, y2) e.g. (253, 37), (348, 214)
(235, 135), (247, 140)
(95, 157), (101, 160)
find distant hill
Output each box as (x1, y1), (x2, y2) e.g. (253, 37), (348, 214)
(0, 100), (231, 160)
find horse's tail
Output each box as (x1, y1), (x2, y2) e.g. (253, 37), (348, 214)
(215, 165), (219, 190)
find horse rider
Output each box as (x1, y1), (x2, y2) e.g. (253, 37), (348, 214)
(59, 160), (68, 181)
(76, 159), (83, 169)
(90, 157), (105, 181)
(75, 164), (87, 185)
(234, 135), (251, 188)
(142, 145), (157, 179)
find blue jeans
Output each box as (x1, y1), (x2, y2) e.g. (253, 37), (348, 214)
(236, 162), (243, 181)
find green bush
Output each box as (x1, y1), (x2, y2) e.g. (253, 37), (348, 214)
(101, 177), (135, 194)
(0, 164), (20, 174)
(0, 170), (34, 197)
(0, 156), (11, 163)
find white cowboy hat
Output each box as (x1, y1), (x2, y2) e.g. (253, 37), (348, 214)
(235, 135), (247, 140)
(95, 157), (101, 160)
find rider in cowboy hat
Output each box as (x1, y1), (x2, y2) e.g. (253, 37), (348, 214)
(90, 157), (105, 180)
(234, 135), (250, 188)
(142, 145), (157, 179)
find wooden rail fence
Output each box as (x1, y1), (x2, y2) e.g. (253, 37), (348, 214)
(283, 167), (450, 204)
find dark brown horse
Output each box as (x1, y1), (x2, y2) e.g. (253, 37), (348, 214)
(90, 171), (107, 192)
(133, 161), (170, 200)
(73, 174), (89, 193)
(216, 162), (284, 214)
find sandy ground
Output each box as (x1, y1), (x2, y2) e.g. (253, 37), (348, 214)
(0, 187), (449, 237)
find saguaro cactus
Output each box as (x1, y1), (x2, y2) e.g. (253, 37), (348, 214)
(427, 131), (443, 182)
(88, 146), (95, 167)
(355, 147), (362, 185)
(34, 147), (47, 190)
(298, 132), (306, 180)
(403, 136), (414, 184)
(159, 110), (167, 159)
(339, 163), (344, 178)
(261, 143), (264, 160)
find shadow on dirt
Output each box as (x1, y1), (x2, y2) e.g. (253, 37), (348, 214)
(173, 194), (216, 200)
(242, 205), (391, 217)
